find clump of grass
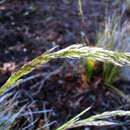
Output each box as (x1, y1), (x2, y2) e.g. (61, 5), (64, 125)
(1, 27), (130, 129)
(0, 1), (130, 130)
(96, 13), (130, 83)
(97, 15), (121, 85)
(95, 14), (130, 103)
(0, 92), (22, 130)
(0, 91), (53, 130)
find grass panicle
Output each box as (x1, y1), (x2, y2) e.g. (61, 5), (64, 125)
(1, 44), (130, 95)
(56, 109), (130, 130)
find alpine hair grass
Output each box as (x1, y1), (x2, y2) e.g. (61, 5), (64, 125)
(56, 108), (130, 130)
(1, 44), (130, 95)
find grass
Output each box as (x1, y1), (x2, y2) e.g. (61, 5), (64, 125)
(97, 15), (120, 85)
(0, 1), (130, 130)
(0, 44), (130, 129)
(56, 108), (130, 130)
(56, 13), (130, 129)
(2, 44), (130, 95)
(1, 15), (130, 129)
(0, 41), (130, 129)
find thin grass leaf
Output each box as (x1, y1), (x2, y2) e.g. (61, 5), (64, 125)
(85, 58), (95, 82)
(56, 107), (91, 130)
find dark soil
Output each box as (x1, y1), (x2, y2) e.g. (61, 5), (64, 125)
(0, 0), (130, 130)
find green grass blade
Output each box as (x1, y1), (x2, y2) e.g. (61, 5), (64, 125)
(85, 58), (95, 82)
